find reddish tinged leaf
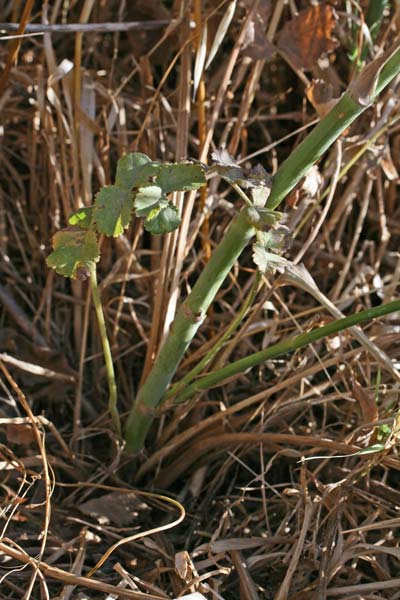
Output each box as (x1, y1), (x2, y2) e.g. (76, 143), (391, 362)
(46, 228), (100, 279)
(277, 5), (338, 72)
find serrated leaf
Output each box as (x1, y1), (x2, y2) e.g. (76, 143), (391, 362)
(47, 228), (99, 278)
(133, 185), (163, 217)
(258, 227), (290, 250)
(146, 198), (168, 221)
(156, 163), (206, 194)
(69, 206), (95, 229)
(252, 243), (289, 274)
(94, 186), (133, 237)
(252, 244), (270, 273)
(217, 166), (246, 184)
(144, 202), (181, 234)
(211, 148), (237, 167)
(115, 152), (152, 189)
(211, 148), (244, 183)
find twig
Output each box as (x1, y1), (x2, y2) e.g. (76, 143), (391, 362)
(0, 21), (171, 33)
(0, 542), (162, 600)
(0, 0), (35, 98)
(0, 363), (53, 599)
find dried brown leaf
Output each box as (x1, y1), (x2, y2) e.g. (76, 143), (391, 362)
(243, 0), (274, 60)
(306, 79), (339, 117)
(277, 5), (338, 71)
(5, 423), (36, 447)
(352, 380), (379, 424)
(78, 492), (147, 527)
(380, 145), (399, 181)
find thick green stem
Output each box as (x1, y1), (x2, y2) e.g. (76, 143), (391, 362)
(125, 210), (256, 451)
(167, 272), (261, 400)
(89, 262), (121, 437)
(175, 300), (400, 403)
(266, 46), (400, 210)
(125, 45), (400, 452)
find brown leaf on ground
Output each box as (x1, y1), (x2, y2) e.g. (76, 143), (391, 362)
(277, 4), (338, 71)
(78, 492), (148, 527)
(5, 423), (36, 447)
(352, 380), (379, 424)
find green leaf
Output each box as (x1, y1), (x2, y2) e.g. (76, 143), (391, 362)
(256, 208), (284, 225)
(144, 201), (181, 234)
(115, 153), (206, 195)
(156, 163), (206, 193)
(299, 443), (386, 462)
(94, 186), (133, 237)
(47, 228), (99, 279)
(69, 206), (95, 229)
(252, 243), (289, 274)
(115, 152), (152, 189)
(356, 443), (386, 455)
(258, 228), (289, 250)
(133, 185), (163, 217)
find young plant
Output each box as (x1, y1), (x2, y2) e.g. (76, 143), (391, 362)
(47, 42), (400, 452)
(47, 155), (207, 437)
(124, 41), (400, 452)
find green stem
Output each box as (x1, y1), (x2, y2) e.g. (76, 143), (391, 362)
(167, 272), (262, 400)
(125, 45), (400, 452)
(89, 262), (121, 437)
(125, 210), (256, 452)
(175, 300), (400, 403)
(266, 46), (400, 210)
(361, 0), (388, 61)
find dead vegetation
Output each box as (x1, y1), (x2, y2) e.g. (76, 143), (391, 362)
(1, 1), (400, 598)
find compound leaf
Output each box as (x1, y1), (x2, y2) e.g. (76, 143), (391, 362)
(94, 186), (133, 237)
(156, 163), (206, 193)
(47, 228), (99, 278)
(69, 206), (95, 229)
(133, 185), (163, 217)
(144, 201), (181, 234)
(115, 152), (152, 189)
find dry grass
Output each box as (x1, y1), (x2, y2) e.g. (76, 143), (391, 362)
(1, 1), (400, 598)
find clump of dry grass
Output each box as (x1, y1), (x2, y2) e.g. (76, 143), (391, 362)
(1, 1), (400, 598)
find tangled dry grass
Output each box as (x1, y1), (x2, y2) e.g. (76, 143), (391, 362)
(1, 1), (400, 598)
